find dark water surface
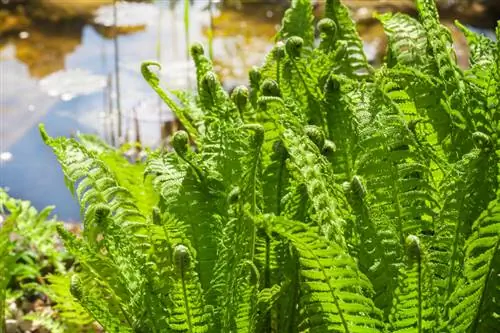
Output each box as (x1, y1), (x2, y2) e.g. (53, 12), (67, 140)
(0, 1), (279, 221)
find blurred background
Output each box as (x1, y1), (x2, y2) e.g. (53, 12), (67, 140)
(0, 0), (499, 221)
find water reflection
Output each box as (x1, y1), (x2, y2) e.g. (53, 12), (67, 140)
(0, 0), (280, 220)
(7, 21), (85, 78)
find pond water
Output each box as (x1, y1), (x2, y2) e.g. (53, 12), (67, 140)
(0, 1), (280, 221)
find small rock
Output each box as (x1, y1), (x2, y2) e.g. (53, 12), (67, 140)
(5, 319), (17, 333)
(8, 301), (17, 315)
(19, 319), (33, 331)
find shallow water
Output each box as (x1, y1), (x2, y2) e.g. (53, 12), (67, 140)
(0, 1), (279, 221)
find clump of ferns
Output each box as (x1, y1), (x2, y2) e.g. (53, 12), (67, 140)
(38, 0), (500, 332)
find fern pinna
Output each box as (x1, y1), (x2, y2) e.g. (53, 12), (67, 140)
(39, 0), (500, 332)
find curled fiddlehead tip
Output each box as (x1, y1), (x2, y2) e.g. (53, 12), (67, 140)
(317, 18), (337, 37)
(405, 235), (421, 261)
(285, 36), (304, 57)
(321, 140), (336, 157)
(228, 186), (240, 204)
(472, 131), (492, 149)
(70, 274), (83, 299)
(408, 119), (422, 133)
(274, 41), (286, 60)
(141, 61), (161, 80)
(272, 139), (288, 157)
(334, 40), (348, 61)
(305, 125), (325, 151)
(342, 181), (351, 194)
(172, 130), (189, 156)
(350, 176), (366, 199)
(38, 123), (50, 143)
(190, 42), (205, 57)
(325, 75), (340, 93)
(261, 79), (281, 97)
(94, 204), (111, 225)
(174, 244), (191, 272)
(242, 124), (265, 147)
(249, 66), (262, 86)
(202, 71), (219, 94)
(231, 85), (249, 109)
(152, 207), (161, 225)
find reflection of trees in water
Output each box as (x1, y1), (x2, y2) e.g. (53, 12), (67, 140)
(10, 22), (84, 78)
(2, 0), (498, 149)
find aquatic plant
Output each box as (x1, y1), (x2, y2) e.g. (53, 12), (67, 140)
(38, 0), (500, 331)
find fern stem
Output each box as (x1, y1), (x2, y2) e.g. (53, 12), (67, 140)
(444, 201), (466, 302)
(0, 285), (5, 333)
(180, 264), (194, 333)
(392, 165), (405, 247)
(276, 52), (281, 87)
(118, 302), (134, 329)
(469, 239), (500, 333)
(417, 251), (422, 333)
(184, 0), (190, 60)
(263, 234), (272, 332)
(276, 145), (287, 216)
(293, 61), (326, 132)
(302, 243), (351, 332)
(249, 136), (262, 262)
(285, 251), (300, 333)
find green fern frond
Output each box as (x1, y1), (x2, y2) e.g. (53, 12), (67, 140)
(322, 75), (360, 182)
(167, 245), (212, 333)
(377, 13), (429, 69)
(389, 235), (437, 332)
(0, 214), (16, 332)
(99, 150), (158, 216)
(277, 0), (314, 47)
(23, 312), (65, 333)
(434, 145), (497, 305)
(77, 133), (113, 153)
(42, 274), (94, 328)
(55, 225), (130, 303)
(146, 147), (223, 299)
(70, 274), (133, 332)
(455, 22), (496, 68)
(271, 217), (384, 332)
(282, 128), (346, 247)
(142, 61), (202, 139)
(343, 176), (401, 316)
(446, 195), (500, 332)
(325, 0), (371, 77)
(262, 139), (289, 216)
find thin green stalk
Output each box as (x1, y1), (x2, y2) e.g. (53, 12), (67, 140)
(417, 252), (422, 333)
(469, 241), (500, 333)
(113, 0), (122, 141)
(157, 3), (164, 122)
(207, 0), (214, 60)
(180, 265), (194, 333)
(184, 0), (190, 60)
(0, 286), (6, 333)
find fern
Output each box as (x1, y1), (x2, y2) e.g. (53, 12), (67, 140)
(270, 217), (384, 332)
(33, 0), (500, 332)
